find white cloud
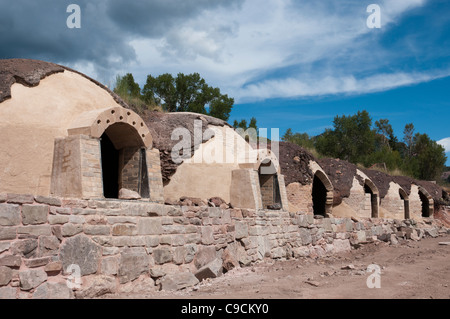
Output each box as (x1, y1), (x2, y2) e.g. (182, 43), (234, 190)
(438, 137), (450, 153)
(234, 70), (450, 102)
(128, 0), (432, 101)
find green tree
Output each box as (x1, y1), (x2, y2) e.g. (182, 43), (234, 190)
(282, 128), (314, 149)
(366, 146), (403, 171)
(407, 133), (447, 180)
(403, 123), (415, 158)
(142, 72), (233, 120)
(316, 110), (375, 164)
(249, 117), (258, 131)
(232, 117), (258, 131)
(143, 73), (177, 111)
(114, 73), (141, 99)
(233, 119), (248, 130)
(375, 118), (398, 151)
(233, 118), (259, 142)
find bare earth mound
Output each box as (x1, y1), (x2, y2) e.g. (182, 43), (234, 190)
(278, 142), (314, 186)
(317, 158), (359, 206)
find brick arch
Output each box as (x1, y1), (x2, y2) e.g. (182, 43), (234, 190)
(399, 187), (409, 200)
(314, 170), (333, 192)
(364, 179), (379, 218)
(418, 186), (434, 217)
(258, 157), (277, 175)
(399, 187), (410, 219)
(312, 170), (334, 216)
(68, 106), (152, 149)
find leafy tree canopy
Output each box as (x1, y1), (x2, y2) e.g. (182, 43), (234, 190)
(143, 72), (234, 121)
(285, 110), (447, 181)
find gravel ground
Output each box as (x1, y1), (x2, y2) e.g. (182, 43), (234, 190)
(103, 234), (450, 299)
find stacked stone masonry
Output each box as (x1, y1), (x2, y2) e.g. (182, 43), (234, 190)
(121, 148), (141, 193)
(0, 193), (448, 299)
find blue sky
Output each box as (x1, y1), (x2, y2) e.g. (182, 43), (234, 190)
(1, 0), (449, 164)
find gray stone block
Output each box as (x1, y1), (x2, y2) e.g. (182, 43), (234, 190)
(184, 244), (197, 264)
(74, 275), (116, 299)
(425, 228), (439, 238)
(60, 235), (102, 276)
(10, 239), (38, 258)
(0, 227), (16, 240)
(118, 247), (149, 283)
(22, 205), (48, 225)
(195, 258), (223, 281)
(34, 196), (62, 207)
(101, 256), (118, 276)
(24, 257), (52, 268)
(153, 247), (173, 265)
(19, 268), (47, 291)
(235, 221), (248, 239)
(0, 266), (12, 286)
(0, 255), (21, 268)
(32, 282), (74, 299)
(137, 218), (162, 235)
(0, 287), (16, 299)
(17, 225), (52, 237)
(160, 272), (199, 291)
(48, 215), (69, 225)
(7, 194), (34, 204)
(173, 246), (187, 265)
(193, 246), (216, 269)
(299, 228), (312, 245)
(61, 223), (83, 237)
(84, 225), (111, 236)
(0, 242), (10, 254)
(111, 224), (136, 236)
(201, 226), (214, 245)
(0, 204), (20, 226)
(38, 236), (60, 257)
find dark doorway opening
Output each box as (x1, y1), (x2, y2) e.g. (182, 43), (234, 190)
(419, 190), (430, 217)
(100, 132), (119, 199)
(312, 174), (327, 216)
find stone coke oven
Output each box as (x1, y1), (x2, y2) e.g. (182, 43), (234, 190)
(144, 111), (289, 211)
(51, 106), (162, 200)
(0, 59), (164, 202)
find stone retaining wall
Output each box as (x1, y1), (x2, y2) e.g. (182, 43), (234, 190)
(0, 193), (448, 299)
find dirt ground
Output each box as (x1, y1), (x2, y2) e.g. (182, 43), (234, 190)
(105, 234), (450, 299)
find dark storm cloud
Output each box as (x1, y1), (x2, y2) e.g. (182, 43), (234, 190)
(0, 0), (240, 81)
(0, 0), (136, 79)
(106, 0), (241, 37)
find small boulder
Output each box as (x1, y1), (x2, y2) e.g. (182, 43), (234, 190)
(19, 268), (47, 291)
(0, 266), (12, 286)
(75, 275), (117, 299)
(32, 282), (74, 299)
(160, 272), (199, 291)
(195, 258), (223, 281)
(118, 188), (141, 200)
